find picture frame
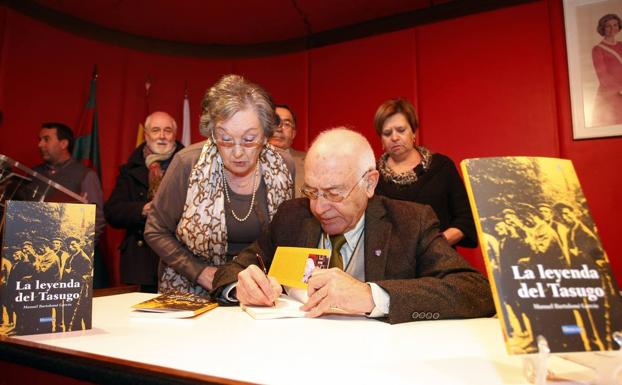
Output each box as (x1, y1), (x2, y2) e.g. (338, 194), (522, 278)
(563, 0), (622, 139)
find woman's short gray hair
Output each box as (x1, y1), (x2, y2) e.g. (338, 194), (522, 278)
(199, 74), (276, 138)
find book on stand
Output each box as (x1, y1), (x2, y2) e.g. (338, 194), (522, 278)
(460, 156), (622, 354)
(1, 201), (95, 335)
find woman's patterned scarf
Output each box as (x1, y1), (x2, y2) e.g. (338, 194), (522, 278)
(159, 139), (293, 295)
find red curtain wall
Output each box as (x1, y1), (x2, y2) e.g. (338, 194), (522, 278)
(1, 1), (621, 286)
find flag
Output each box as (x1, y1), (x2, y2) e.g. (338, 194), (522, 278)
(135, 123), (145, 147)
(73, 66), (101, 178)
(136, 76), (151, 148)
(181, 89), (191, 147)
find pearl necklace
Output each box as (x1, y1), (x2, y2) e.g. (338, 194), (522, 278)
(221, 161), (259, 222)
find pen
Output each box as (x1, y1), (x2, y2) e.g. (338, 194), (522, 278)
(256, 252), (268, 275)
(255, 252), (276, 307)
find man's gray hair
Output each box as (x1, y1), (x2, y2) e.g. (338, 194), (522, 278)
(309, 127), (376, 175)
(199, 74), (276, 138)
(144, 111), (177, 131)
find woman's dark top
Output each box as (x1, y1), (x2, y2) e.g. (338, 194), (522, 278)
(375, 151), (477, 248)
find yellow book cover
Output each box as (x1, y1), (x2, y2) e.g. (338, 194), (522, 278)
(131, 292), (218, 319)
(267, 247), (330, 290)
(461, 156), (622, 354)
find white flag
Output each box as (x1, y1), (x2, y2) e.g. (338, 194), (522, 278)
(181, 93), (191, 147)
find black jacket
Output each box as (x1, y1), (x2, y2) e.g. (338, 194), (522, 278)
(104, 142), (184, 285)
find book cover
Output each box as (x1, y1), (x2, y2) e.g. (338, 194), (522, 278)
(461, 156), (622, 354)
(0, 200), (95, 335)
(131, 292), (218, 318)
(267, 247), (330, 290)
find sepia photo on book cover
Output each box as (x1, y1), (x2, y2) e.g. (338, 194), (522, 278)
(1, 201), (95, 336)
(461, 156), (622, 354)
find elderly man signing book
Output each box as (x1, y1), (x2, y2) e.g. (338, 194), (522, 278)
(212, 128), (495, 324)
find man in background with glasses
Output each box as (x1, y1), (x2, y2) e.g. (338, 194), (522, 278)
(269, 104), (306, 197)
(212, 127), (494, 324)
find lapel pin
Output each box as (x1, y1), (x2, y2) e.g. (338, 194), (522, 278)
(374, 249), (382, 257)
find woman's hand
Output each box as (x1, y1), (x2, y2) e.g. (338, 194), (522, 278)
(196, 266), (217, 290)
(442, 227), (464, 246)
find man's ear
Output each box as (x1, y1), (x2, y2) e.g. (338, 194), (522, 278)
(59, 138), (69, 151)
(364, 170), (380, 197)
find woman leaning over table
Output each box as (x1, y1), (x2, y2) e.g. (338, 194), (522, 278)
(373, 98), (477, 248)
(144, 74), (294, 295)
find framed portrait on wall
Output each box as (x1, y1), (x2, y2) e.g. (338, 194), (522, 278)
(564, 0), (622, 139)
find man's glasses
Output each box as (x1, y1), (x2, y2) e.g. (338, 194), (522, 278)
(301, 170), (371, 203)
(212, 131), (265, 149)
(278, 120), (294, 129)
(275, 114), (294, 129)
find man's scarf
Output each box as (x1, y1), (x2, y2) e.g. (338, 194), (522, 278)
(144, 145), (177, 200)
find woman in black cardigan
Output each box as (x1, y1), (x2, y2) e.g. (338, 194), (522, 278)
(373, 98), (477, 248)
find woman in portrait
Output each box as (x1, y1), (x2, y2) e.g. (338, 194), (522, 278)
(373, 98), (476, 248)
(591, 13), (622, 127)
(144, 74), (294, 295)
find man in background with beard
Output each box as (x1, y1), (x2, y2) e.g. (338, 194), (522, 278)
(105, 111), (184, 293)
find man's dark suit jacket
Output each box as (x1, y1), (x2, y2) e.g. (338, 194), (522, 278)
(212, 195), (495, 324)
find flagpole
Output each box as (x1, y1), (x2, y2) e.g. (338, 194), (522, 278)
(182, 81), (191, 147)
(135, 75), (151, 147)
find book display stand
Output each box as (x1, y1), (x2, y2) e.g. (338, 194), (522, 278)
(522, 335), (550, 384)
(523, 331), (622, 385)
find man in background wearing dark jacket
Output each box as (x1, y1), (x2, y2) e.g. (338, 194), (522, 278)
(105, 111), (184, 293)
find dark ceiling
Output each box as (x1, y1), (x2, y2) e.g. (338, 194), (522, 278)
(32, 0), (439, 45)
(9, 0), (535, 56)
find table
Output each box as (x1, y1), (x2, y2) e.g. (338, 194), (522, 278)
(0, 293), (604, 385)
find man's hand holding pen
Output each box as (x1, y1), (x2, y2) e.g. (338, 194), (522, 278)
(236, 257), (282, 306)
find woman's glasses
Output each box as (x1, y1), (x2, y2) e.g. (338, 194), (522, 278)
(212, 131), (265, 149)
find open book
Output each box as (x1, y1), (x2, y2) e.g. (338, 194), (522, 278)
(241, 288), (349, 320)
(241, 293), (306, 320)
(131, 292), (218, 319)
(241, 247), (330, 320)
